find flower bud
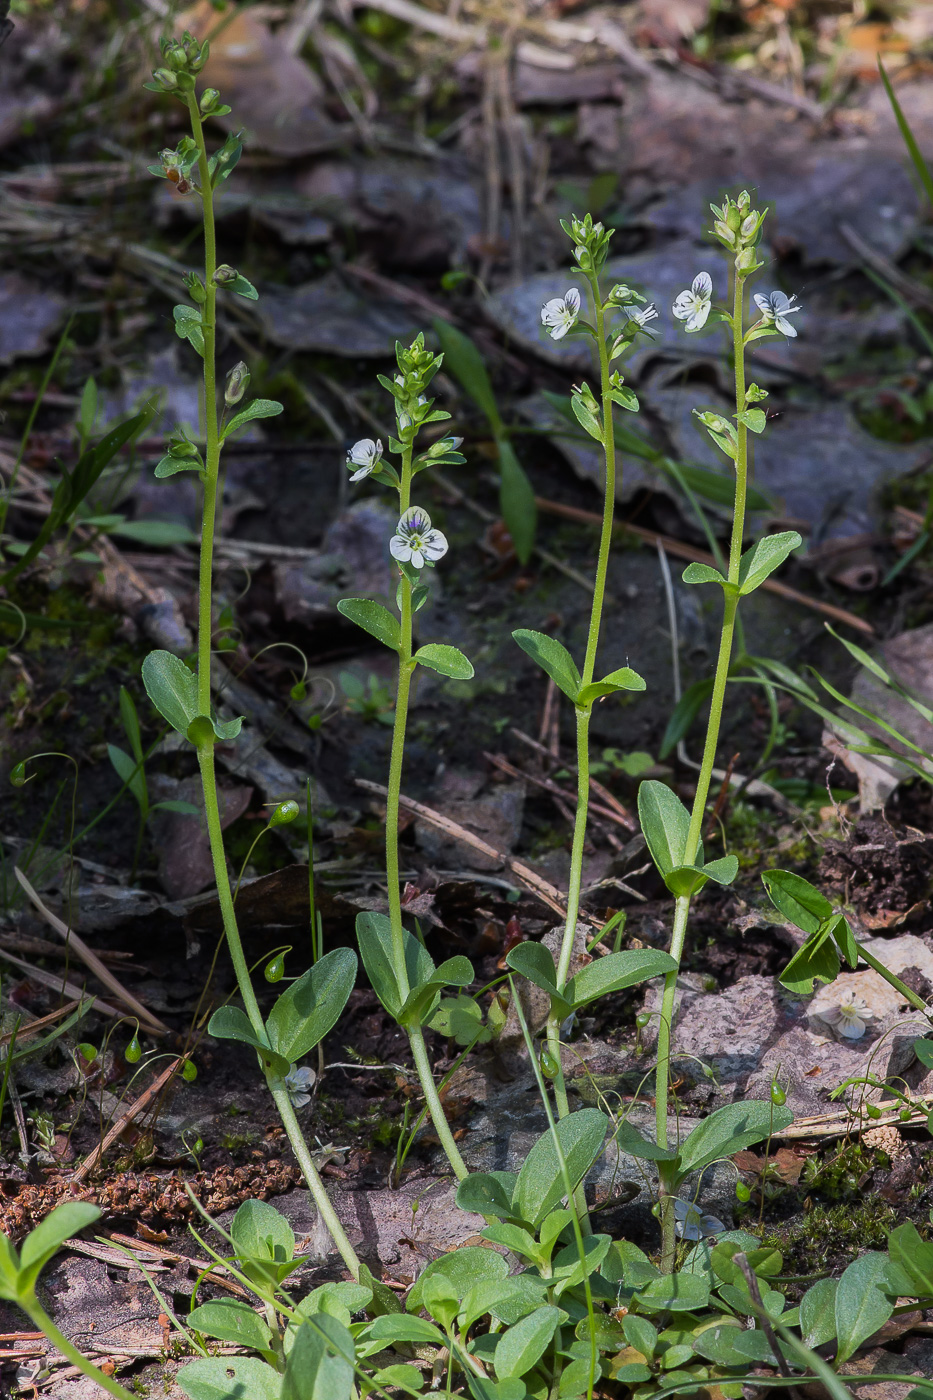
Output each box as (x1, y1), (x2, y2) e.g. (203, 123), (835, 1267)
(190, 40), (210, 72)
(164, 43), (187, 71)
(10, 761), (26, 787)
(740, 212), (758, 239)
(726, 204), (742, 232)
(224, 361), (249, 406)
(714, 221), (735, 247)
(172, 439), (199, 458)
(199, 87), (220, 114)
(152, 68), (178, 90)
(736, 247), (757, 273)
(213, 264), (238, 287)
(737, 189), (751, 214)
(270, 799), (300, 827)
(185, 272), (206, 305)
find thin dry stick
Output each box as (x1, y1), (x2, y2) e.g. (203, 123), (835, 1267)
(14, 868), (168, 1035)
(72, 1057), (187, 1184)
(734, 1253), (803, 1399)
(0, 998), (83, 1047)
(355, 777), (568, 918)
(0, 946), (127, 1022)
(535, 495), (876, 636)
(483, 750), (623, 851)
(511, 727), (637, 829)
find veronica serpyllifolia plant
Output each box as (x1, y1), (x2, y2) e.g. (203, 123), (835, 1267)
(336, 336), (479, 1181)
(138, 33), (361, 1277)
(633, 190), (802, 1268)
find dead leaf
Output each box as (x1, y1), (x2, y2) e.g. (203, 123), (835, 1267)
(178, 2), (339, 156)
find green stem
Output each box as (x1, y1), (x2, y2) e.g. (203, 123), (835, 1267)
(384, 445), (468, 1181)
(24, 1298), (137, 1400)
(183, 98), (359, 1275)
(268, 1081), (361, 1278)
(545, 273), (618, 1137)
(656, 264), (750, 1274)
(186, 92), (220, 717)
(857, 942), (929, 1012)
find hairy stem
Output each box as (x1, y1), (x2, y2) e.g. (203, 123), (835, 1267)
(656, 265), (749, 1273)
(384, 446), (468, 1181)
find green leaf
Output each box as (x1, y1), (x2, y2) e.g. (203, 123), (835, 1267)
(737, 531), (802, 596)
(608, 383), (639, 412)
(566, 949), (677, 1011)
(635, 1272), (711, 1313)
(577, 666), (646, 707)
(18, 1202), (101, 1295)
(800, 1277), (839, 1349)
(231, 1198), (294, 1269)
(498, 438), (537, 566)
(221, 399), (284, 440)
(702, 854), (739, 886)
(110, 519), (198, 546)
(456, 1172), (517, 1220)
(761, 868), (833, 934)
(613, 1120), (678, 1163)
(142, 650), (198, 737)
(356, 911), (433, 1020)
(281, 1315), (355, 1400)
(336, 598), (401, 653)
(571, 392), (603, 442)
(512, 629), (580, 702)
(887, 1223), (933, 1297)
(432, 320), (503, 433)
(188, 1300), (273, 1352)
(779, 925), (843, 995)
(173, 304), (204, 357)
(460, 1276), (547, 1333)
(693, 1324), (774, 1366)
(513, 1110), (608, 1229)
(154, 454), (202, 479)
(682, 562), (729, 588)
(119, 685), (143, 763)
(414, 643), (474, 679)
(834, 1251), (893, 1364)
(406, 1246), (508, 1315)
(672, 463), (771, 511)
(638, 780), (691, 877)
(178, 1357), (282, 1400)
(494, 1305), (564, 1379)
(505, 940), (558, 995)
(368, 1314), (446, 1346)
(266, 948), (357, 1063)
(207, 1006), (290, 1077)
(230, 274), (258, 300)
(736, 408), (766, 434)
(914, 1038), (933, 1070)
(677, 1101), (793, 1178)
(396, 955), (475, 1029)
(879, 59), (933, 212)
(107, 745), (146, 811)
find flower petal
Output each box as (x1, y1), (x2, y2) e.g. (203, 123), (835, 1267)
(693, 271), (713, 297)
(565, 287), (581, 315)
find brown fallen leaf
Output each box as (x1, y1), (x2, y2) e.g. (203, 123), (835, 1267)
(178, 2), (340, 156)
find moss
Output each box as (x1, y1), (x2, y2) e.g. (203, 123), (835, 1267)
(764, 1198), (898, 1279)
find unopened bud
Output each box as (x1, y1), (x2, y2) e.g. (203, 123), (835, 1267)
(199, 87), (220, 114)
(740, 212), (758, 239)
(270, 799), (300, 827)
(172, 439), (199, 459)
(736, 248), (757, 273)
(153, 68), (177, 89)
(224, 361), (249, 407)
(726, 204), (742, 232)
(213, 264), (238, 287)
(164, 44), (187, 71)
(714, 221), (735, 247)
(737, 189), (751, 214)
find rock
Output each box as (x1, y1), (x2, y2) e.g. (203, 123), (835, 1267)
(149, 776), (253, 900)
(0, 273), (67, 366)
(493, 924), (591, 1077)
(255, 271), (421, 356)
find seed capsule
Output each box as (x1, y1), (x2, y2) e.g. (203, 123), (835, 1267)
(265, 953), (286, 983)
(125, 1035), (142, 1064)
(770, 1081), (786, 1106)
(10, 762), (26, 787)
(182, 1059), (197, 1082)
(539, 1048), (560, 1079)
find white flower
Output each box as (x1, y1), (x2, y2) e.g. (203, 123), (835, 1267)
(820, 994), (876, 1040)
(673, 1198), (726, 1241)
(390, 506), (448, 569)
(285, 1064), (317, 1108)
(346, 438), (383, 481)
(629, 303), (659, 330)
(672, 272), (713, 333)
(541, 287), (581, 341)
(754, 290), (801, 338)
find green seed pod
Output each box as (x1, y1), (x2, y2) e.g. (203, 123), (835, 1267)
(290, 681), (307, 702)
(265, 953), (286, 983)
(182, 1059), (197, 1082)
(539, 1048), (560, 1079)
(770, 1081), (786, 1107)
(10, 762), (27, 787)
(172, 439), (199, 459)
(636, 1012), (651, 1030)
(224, 360), (249, 407)
(125, 1035), (142, 1064)
(900, 1108), (912, 1122)
(270, 799), (300, 827)
(735, 1181), (752, 1203)
(864, 1103), (882, 1120)
(77, 1043), (97, 1063)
